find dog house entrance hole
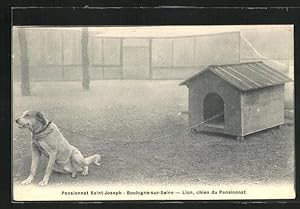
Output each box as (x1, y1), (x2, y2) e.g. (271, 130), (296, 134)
(203, 93), (224, 129)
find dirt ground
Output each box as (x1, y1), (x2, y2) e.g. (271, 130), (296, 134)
(12, 80), (295, 187)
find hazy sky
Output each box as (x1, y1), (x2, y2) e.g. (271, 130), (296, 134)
(14, 25), (293, 38)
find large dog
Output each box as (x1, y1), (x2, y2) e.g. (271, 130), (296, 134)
(15, 110), (101, 186)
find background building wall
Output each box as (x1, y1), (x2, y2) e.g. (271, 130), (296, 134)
(122, 38), (150, 79)
(151, 32), (240, 79)
(12, 28), (293, 81)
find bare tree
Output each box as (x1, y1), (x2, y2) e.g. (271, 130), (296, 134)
(81, 27), (90, 90)
(18, 27), (31, 96)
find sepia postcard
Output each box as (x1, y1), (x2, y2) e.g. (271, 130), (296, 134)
(12, 25), (295, 201)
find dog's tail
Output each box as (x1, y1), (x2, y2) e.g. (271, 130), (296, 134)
(85, 154), (101, 166)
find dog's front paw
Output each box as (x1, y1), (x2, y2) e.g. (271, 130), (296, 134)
(38, 179), (49, 186)
(82, 166), (88, 176)
(21, 176), (33, 185)
(71, 172), (77, 179)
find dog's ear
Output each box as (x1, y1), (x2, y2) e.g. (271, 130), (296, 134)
(36, 112), (46, 125)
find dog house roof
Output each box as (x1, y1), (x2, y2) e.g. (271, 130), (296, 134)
(179, 61), (293, 91)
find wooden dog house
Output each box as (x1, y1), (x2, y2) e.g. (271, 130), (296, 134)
(180, 61), (292, 140)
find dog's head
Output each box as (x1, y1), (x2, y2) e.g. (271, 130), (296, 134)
(15, 110), (47, 131)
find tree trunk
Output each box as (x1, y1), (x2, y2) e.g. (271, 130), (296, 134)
(81, 27), (90, 90)
(18, 28), (31, 96)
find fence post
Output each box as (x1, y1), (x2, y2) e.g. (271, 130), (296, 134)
(18, 27), (31, 96)
(81, 27), (90, 90)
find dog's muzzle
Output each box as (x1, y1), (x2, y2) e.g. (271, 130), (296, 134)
(15, 118), (28, 129)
